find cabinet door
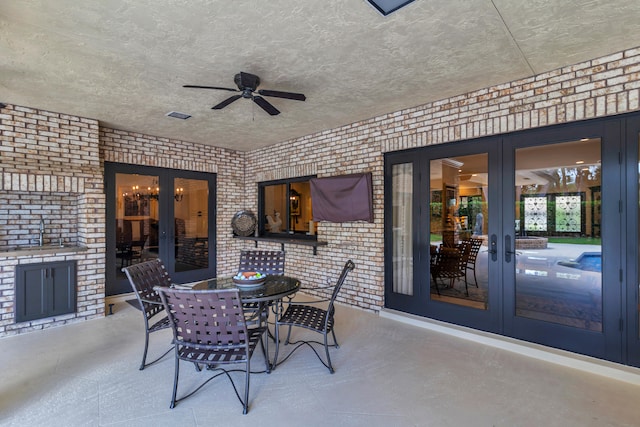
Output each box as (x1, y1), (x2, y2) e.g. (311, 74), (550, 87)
(16, 266), (47, 322)
(15, 261), (76, 322)
(50, 262), (76, 316)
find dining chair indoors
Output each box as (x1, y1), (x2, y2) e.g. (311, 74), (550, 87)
(273, 260), (355, 374)
(430, 246), (466, 295)
(155, 287), (269, 414)
(464, 238), (483, 288)
(122, 259), (173, 370)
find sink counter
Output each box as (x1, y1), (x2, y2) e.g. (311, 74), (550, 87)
(0, 245), (88, 258)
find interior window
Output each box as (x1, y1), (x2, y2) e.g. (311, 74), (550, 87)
(259, 176), (316, 238)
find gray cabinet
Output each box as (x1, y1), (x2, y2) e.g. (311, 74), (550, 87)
(15, 261), (76, 322)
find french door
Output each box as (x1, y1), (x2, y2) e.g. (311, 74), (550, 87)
(385, 116), (639, 364)
(105, 163), (216, 296)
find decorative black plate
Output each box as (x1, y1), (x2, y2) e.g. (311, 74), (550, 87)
(231, 210), (257, 236)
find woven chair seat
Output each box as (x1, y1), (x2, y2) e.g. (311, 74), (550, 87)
(279, 305), (334, 334)
(176, 328), (264, 364)
(148, 314), (171, 333)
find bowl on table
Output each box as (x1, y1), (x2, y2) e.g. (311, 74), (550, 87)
(232, 271), (267, 288)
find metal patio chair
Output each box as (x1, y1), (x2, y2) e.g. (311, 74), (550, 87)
(122, 259), (173, 370)
(273, 260), (355, 374)
(156, 287), (269, 414)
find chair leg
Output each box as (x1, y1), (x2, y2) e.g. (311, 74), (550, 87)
(284, 325), (293, 345)
(472, 267), (479, 287)
(140, 330), (150, 370)
(324, 331), (334, 374)
(243, 359), (250, 414)
(170, 351), (180, 409)
(261, 329), (270, 373)
(463, 271), (470, 296)
(431, 274), (441, 295)
(331, 328), (339, 349)
(272, 322), (280, 371)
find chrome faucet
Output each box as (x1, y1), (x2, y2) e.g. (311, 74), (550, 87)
(39, 218), (45, 247)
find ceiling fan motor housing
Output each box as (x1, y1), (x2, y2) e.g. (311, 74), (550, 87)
(235, 72), (259, 92)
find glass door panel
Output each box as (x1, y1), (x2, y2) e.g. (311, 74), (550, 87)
(429, 153), (489, 310)
(114, 172), (160, 281)
(173, 177), (209, 273)
(392, 163), (413, 295)
(106, 163), (216, 296)
(514, 139), (602, 331)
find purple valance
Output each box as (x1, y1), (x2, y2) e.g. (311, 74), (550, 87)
(310, 172), (373, 223)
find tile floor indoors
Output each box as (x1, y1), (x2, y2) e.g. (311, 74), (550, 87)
(1, 296), (640, 427)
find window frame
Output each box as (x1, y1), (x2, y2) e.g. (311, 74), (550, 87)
(258, 175), (317, 240)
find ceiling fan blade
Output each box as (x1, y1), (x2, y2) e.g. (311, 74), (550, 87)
(258, 89), (306, 101)
(183, 85), (239, 92)
(212, 94), (242, 109)
(253, 96), (280, 115)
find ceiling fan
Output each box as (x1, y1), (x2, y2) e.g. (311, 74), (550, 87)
(183, 72), (306, 116)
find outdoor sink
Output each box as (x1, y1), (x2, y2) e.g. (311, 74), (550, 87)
(17, 244), (68, 250)
(0, 244), (83, 255)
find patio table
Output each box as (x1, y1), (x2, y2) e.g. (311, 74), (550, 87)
(181, 275), (300, 368)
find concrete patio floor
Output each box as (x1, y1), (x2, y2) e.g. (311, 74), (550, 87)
(1, 296), (639, 426)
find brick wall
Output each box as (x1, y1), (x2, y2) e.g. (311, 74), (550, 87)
(3, 46), (640, 336)
(245, 46), (640, 312)
(0, 105), (105, 335)
(100, 127), (246, 275)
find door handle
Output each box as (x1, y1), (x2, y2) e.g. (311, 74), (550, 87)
(489, 234), (498, 261)
(505, 235), (515, 263)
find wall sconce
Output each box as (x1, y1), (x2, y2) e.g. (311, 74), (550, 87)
(174, 187), (184, 202)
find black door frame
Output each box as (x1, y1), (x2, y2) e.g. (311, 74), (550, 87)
(625, 115), (640, 367)
(105, 162), (217, 295)
(500, 117), (622, 361)
(385, 113), (640, 366)
(385, 135), (503, 333)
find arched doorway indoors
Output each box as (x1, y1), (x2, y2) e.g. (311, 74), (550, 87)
(385, 113), (640, 367)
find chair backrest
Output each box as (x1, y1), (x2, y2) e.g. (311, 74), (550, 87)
(156, 287), (249, 350)
(238, 250), (285, 275)
(466, 238), (483, 263)
(327, 260), (356, 318)
(433, 247), (463, 275)
(122, 259), (172, 319)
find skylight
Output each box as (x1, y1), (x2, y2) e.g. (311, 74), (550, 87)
(366, 0), (416, 16)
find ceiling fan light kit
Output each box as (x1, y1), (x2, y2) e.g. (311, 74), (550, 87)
(184, 71), (306, 116)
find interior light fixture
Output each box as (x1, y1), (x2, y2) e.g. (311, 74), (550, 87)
(174, 187), (184, 202)
(166, 111), (191, 120)
(575, 160), (585, 164)
(366, 0), (416, 16)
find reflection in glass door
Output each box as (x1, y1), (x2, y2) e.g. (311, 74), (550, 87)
(429, 154), (489, 310)
(115, 173), (160, 281)
(514, 139), (602, 331)
(385, 118), (629, 363)
(173, 177), (209, 273)
(106, 163), (216, 296)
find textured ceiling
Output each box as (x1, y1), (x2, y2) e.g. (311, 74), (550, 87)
(2, 1), (640, 151)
